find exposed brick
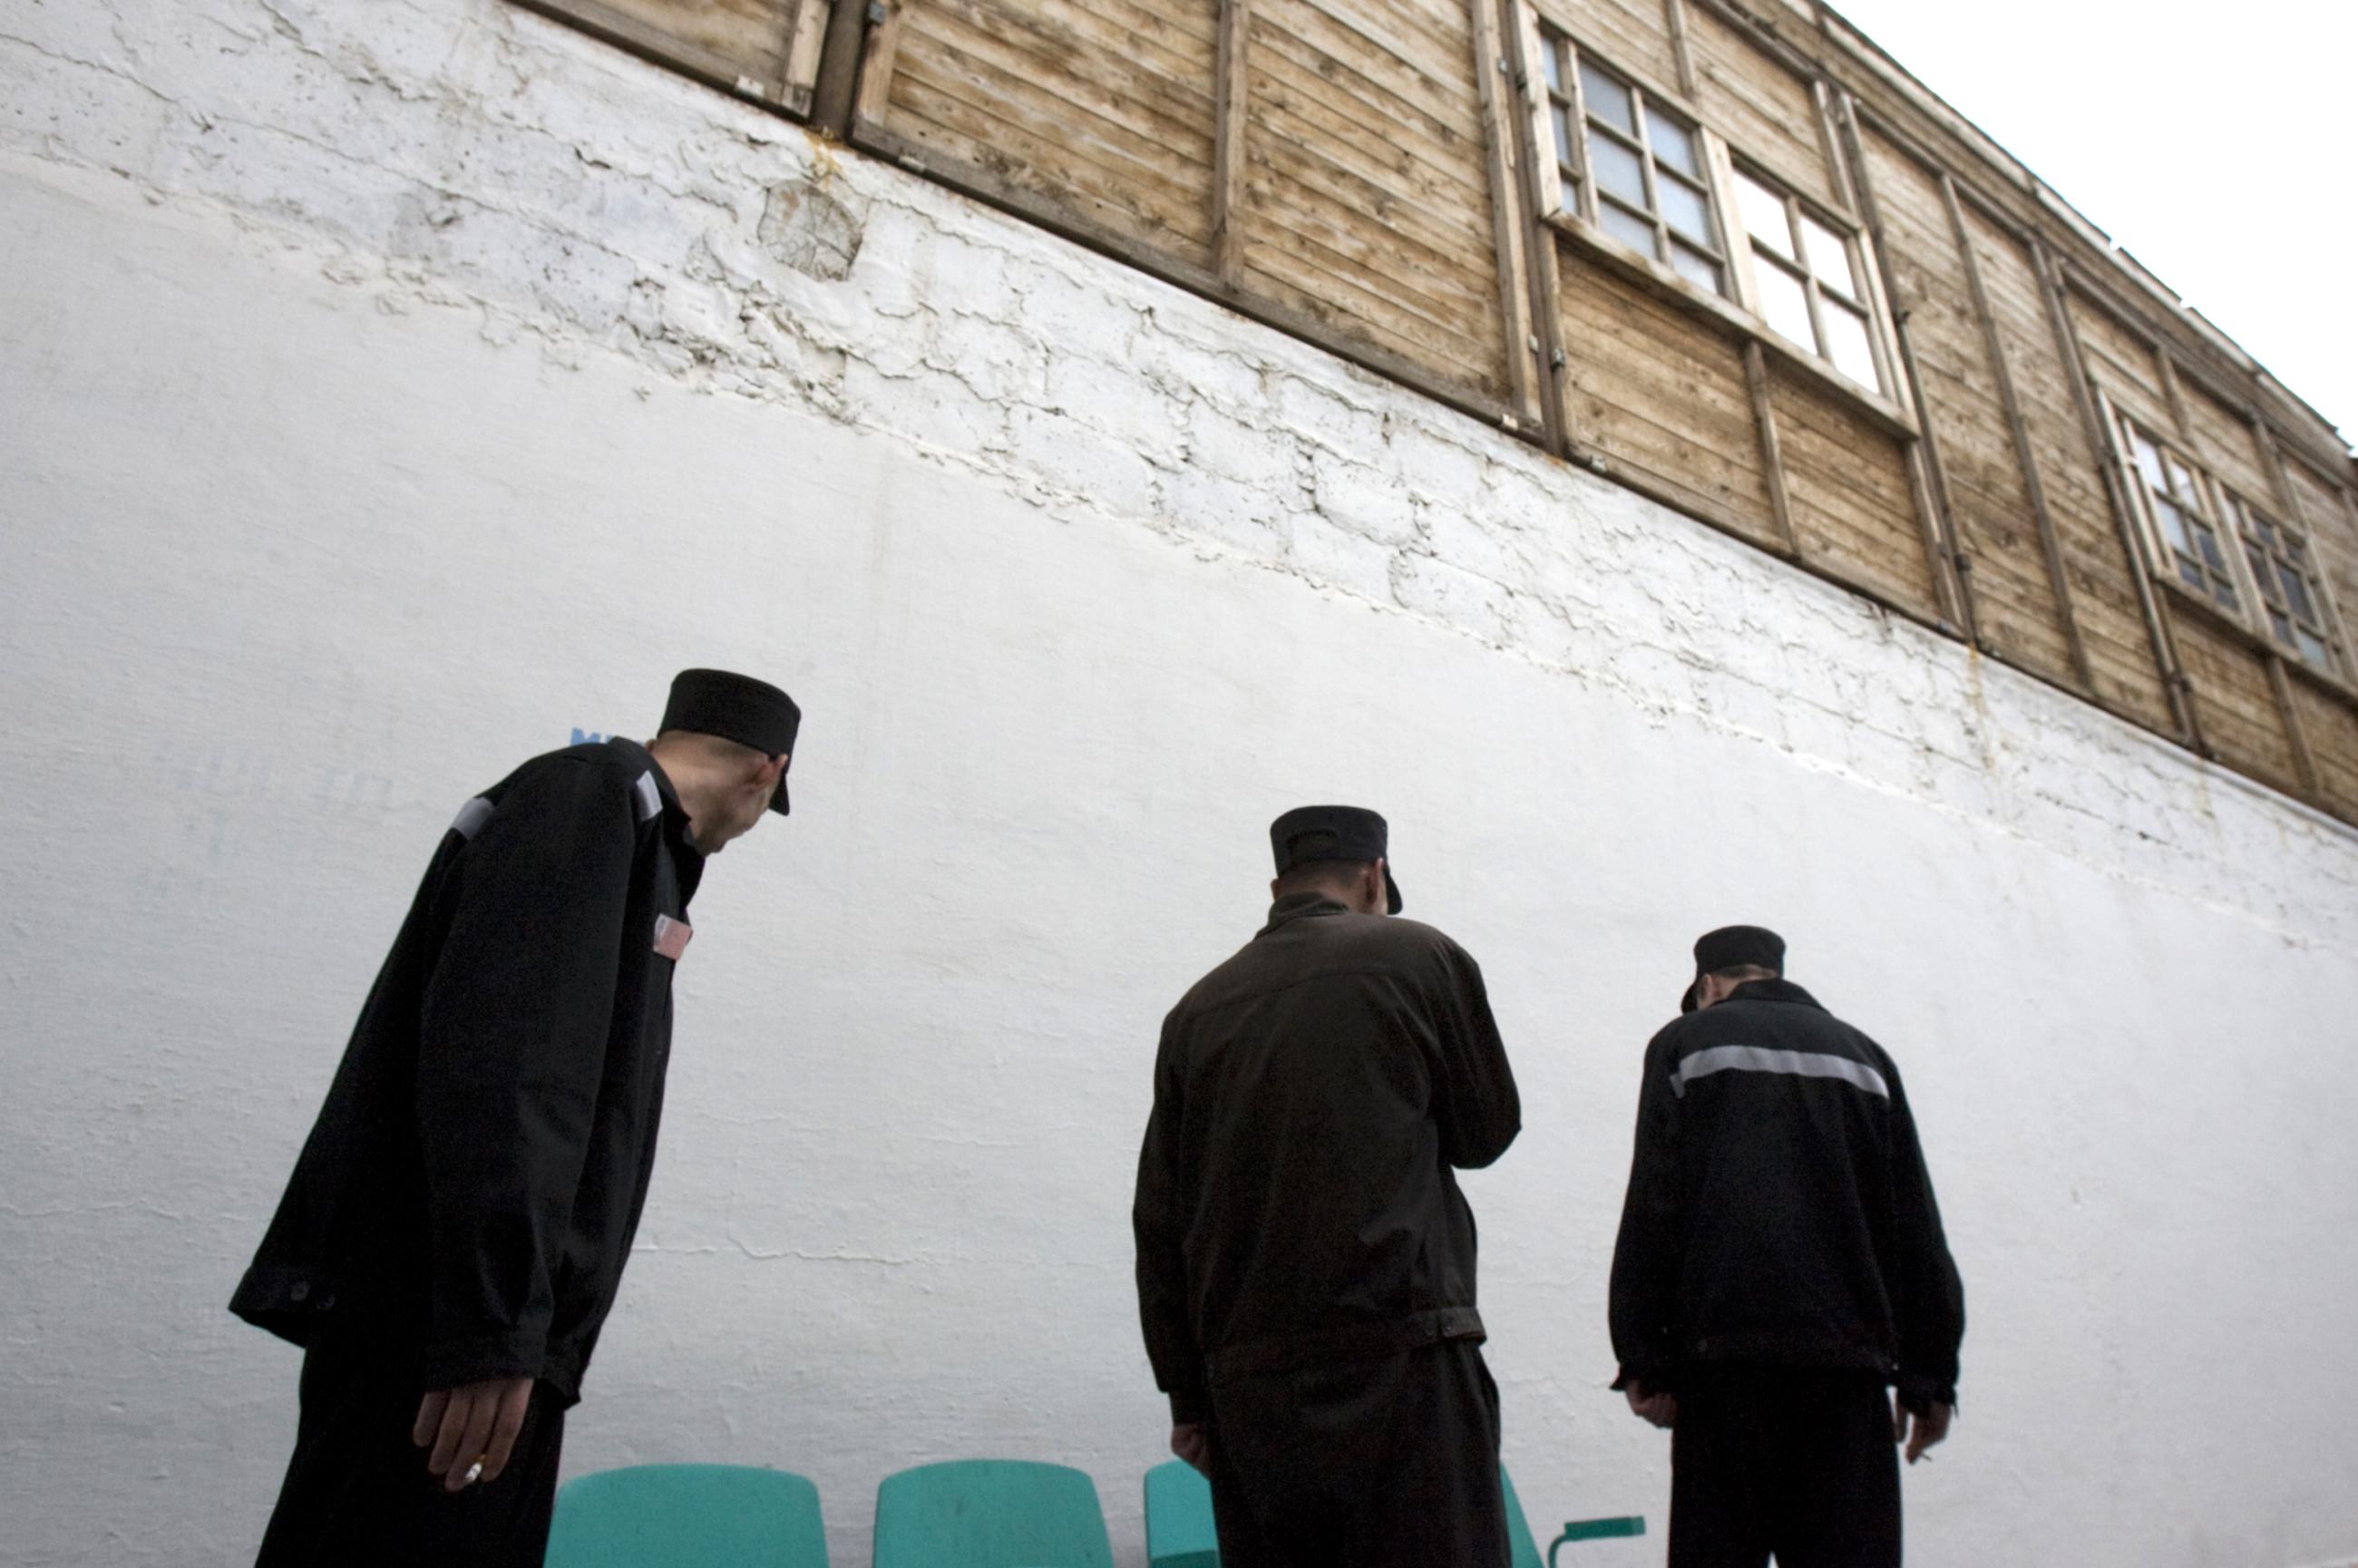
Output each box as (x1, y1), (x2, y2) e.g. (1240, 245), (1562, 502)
(1288, 513), (1398, 604)
(1309, 451), (1419, 548)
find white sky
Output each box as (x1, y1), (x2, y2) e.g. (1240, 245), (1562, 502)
(1826, 0), (2356, 452)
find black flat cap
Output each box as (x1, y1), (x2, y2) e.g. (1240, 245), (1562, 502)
(661, 668), (802, 814)
(1681, 924), (1785, 1013)
(1269, 804), (1401, 914)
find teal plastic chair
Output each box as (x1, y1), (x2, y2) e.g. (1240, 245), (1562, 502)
(872, 1460), (1116, 1568)
(1501, 1466), (1545, 1568)
(1142, 1459), (1219, 1568)
(1545, 1515), (1646, 1563)
(543, 1463), (830, 1567)
(1501, 1466), (1646, 1565)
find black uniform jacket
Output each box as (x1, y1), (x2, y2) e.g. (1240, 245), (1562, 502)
(1607, 979), (1964, 1411)
(231, 738), (703, 1403)
(1133, 893), (1522, 1423)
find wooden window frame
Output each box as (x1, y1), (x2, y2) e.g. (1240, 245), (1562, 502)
(1724, 162), (1892, 397)
(1537, 29), (1730, 298)
(2115, 410), (2247, 616)
(1531, 21), (1581, 221)
(2097, 395), (2358, 712)
(510, 0), (834, 118)
(1519, 12), (1917, 440)
(2221, 489), (2349, 679)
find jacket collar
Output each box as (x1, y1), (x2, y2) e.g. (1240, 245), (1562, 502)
(1726, 976), (1825, 1012)
(1258, 891), (1350, 937)
(606, 736), (705, 897)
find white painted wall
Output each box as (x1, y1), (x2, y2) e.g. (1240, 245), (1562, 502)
(3, 3), (2355, 1565)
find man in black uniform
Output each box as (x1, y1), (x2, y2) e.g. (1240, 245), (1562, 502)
(231, 668), (802, 1566)
(1608, 926), (1964, 1568)
(1134, 805), (1522, 1568)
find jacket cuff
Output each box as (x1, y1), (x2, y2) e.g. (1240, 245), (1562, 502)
(417, 1327), (547, 1391)
(1895, 1370), (1954, 1415)
(1611, 1362), (1675, 1394)
(1167, 1383), (1210, 1425)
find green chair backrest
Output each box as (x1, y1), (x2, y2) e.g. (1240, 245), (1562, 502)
(1549, 1515), (1647, 1556)
(543, 1463), (830, 1568)
(872, 1460), (1116, 1568)
(1142, 1460), (1219, 1568)
(1499, 1465), (1544, 1568)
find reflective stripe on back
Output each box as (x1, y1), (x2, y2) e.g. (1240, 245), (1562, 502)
(449, 797), (495, 841)
(632, 771), (662, 823)
(1671, 1044), (1890, 1101)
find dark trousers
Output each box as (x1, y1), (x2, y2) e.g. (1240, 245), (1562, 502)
(1204, 1339), (1508, 1568)
(254, 1346), (567, 1568)
(1668, 1366), (1901, 1568)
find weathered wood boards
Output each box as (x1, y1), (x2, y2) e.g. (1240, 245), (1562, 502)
(517, 0), (832, 111)
(2289, 675), (2358, 820)
(1856, 130), (2065, 672)
(512, 0), (2358, 826)
(1560, 0), (1682, 96)
(843, 0), (1524, 414)
(1849, 122), (2182, 729)
(1681, 2), (1830, 209)
(1538, 0), (1943, 626)
(2177, 615), (2304, 792)
(1556, 258), (1778, 545)
(1768, 360), (1932, 611)
(1242, 0), (1515, 403)
(862, 0), (1223, 270)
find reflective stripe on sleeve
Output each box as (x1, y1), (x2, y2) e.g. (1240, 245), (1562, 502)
(1671, 1045), (1890, 1101)
(449, 797), (495, 841)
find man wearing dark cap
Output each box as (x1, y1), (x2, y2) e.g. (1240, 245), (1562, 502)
(1608, 927), (1964, 1568)
(232, 668), (802, 1566)
(1133, 806), (1522, 1568)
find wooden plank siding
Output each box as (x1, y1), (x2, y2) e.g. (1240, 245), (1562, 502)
(2181, 381), (2279, 514)
(2064, 288), (2174, 437)
(2282, 457), (2358, 675)
(2175, 613), (2304, 792)
(1682, 4), (1833, 208)
(526, 0), (2358, 827)
(1240, 0), (1515, 403)
(517, 0), (831, 111)
(1555, 260), (1779, 547)
(871, 0), (1223, 272)
(1855, 128), (2071, 681)
(1535, 0), (1681, 94)
(1961, 206), (2178, 729)
(2289, 676), (2358, 820)
(1766, 360), (1936, 612)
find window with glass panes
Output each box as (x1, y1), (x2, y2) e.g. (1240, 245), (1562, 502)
(1731, 169), (1881, 392)
(1537, 34), (1728, 297)
(2123, 421), (2239, 611)
(1535, 34), (1582, 219)
(2222, 491), (2343, 674)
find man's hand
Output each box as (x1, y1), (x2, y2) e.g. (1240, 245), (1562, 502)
(1893, 1398), (1952, 1464)
(413, 1377), (535, 1493)
(1170, 1421), (1211, 1477)
(1623, 1380), (1678, 1430)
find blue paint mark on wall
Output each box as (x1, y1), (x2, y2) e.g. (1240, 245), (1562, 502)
(572, 729), (607, 745)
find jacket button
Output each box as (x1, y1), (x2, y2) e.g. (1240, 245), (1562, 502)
(288, 1280), (311, 1304)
